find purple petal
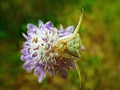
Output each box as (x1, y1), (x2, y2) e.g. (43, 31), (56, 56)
(21, 55), (26, 61)
(45, 21), (53, 29)
(34, 65), (46, 83)
(27, 24), (38, 34)
(34, 65), (44, 76)
(22, 33), (28, 40)
(58, 25), (74, 37)
(22, 60), (36, 72)
(58, 25), (65, 33)
(59, 32), (70, 37)
(23, 54), (33, 60)
(65, 25), (74, 33)
(38, 72), (46, 83)
(59, 25), (74, 33)
(58, 68), (68, 79)
(81, 45), (85, 51)
(21, 48), (29, 56)
(39, 20), (44, 28)
(27, 24), (37, 30)
(49, 69), (55, 76)
(24, 42), (31, 47)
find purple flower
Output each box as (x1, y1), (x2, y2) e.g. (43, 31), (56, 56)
(21, 20), (77, 83)
(20, 9), (84, 84)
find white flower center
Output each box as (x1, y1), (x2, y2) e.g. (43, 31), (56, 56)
(28, 27), (59, 64)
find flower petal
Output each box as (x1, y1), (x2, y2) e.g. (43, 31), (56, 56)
(34, 65), (44, 76)
(59, 25), (74, 33)
(45, 21), (53, 29)
(49, 68), (55, 76)
(59, 32), (71, 37)
(27, 23), (37, 30)
(65, 25), (74, 33)
(34, 65), (46, 83)
(58, 68), (68, 79)
(39, 20), (44, 28)
(22, 33), (28, 40)
(22, 60), (36, 72)
(81, 45), (85, 51)
(38, 72), (46, 83)
(58, 25), (74, 37)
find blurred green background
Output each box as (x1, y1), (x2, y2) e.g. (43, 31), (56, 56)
(0, 0), (120, 90)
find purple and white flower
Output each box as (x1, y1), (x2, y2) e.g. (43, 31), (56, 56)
(20, 10), (84, 83)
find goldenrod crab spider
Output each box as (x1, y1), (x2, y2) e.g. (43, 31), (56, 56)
(54, 8), (84, 87)
(54, 8), (84, 56)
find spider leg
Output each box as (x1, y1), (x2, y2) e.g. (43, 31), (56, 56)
(74, 61), (82, 88)
(58, 8), (84, 43)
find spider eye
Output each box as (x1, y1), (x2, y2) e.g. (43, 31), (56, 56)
(67, 34), (81, 57)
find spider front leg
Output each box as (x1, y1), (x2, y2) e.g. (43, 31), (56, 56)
(58, 8), (84, 43)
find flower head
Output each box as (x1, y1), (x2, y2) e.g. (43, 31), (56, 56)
(21, 9), (84, 83)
